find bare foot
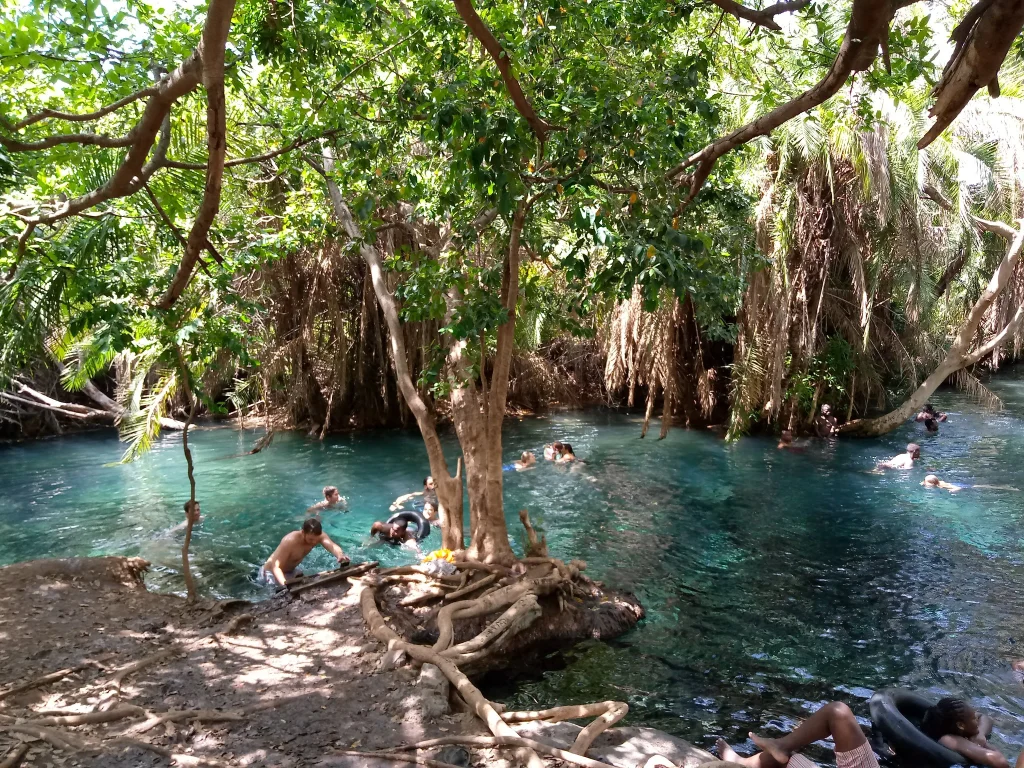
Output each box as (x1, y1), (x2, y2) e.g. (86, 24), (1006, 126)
(749, 733), (792, 765)
(717, 738), (757, 766)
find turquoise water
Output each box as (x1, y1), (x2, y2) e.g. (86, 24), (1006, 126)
(2, 380), (1024, 762)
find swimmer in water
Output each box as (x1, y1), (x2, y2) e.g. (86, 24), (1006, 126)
(390, 476), (438, 520)
(716, 700), (882, 768)
(923, 474), (961, 492)
(916, 403), (948, 423)
(777, 430), (805, 451)
(917, 698), (1016, 768)
(545, 442), (564, 461)
(878, 442), (920, 469)
(259, 518), (349, 587)
(924, 417), (939, 434)
(815, 404), (839, 437)
(168, 500), (202, 534)
(370, 518), (412, 544)
(556, 443), (578, 463)
(306, 485), (348, 514)
(514, 451), (537, 470)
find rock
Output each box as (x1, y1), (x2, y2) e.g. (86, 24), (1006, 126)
(418, 663), (449, 718)
(513, 722), (715, 768)
(380, 645), (407, 670)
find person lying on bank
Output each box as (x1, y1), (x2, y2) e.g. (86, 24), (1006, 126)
(259, 518), (349, 587)
(370, 518), (413, 544)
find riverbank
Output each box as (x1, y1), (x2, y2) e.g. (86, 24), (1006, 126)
(0, 556), (714, 768)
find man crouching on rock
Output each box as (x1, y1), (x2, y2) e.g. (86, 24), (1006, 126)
(259, 518), (349, 587)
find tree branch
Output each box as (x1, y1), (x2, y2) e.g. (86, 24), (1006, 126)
(705, 0), (810, 31)
(963, 304), (1024, 367)
(12, 87), (161, 130)
(487, 199), (527, 433)
(0, 131), (135, 152)
(668, 0), (898, 206)
(919, 0), (1024, 148)
(164, 127), (344, 171)
(154, 0), (238, 309)
(450, 0), (561, 140)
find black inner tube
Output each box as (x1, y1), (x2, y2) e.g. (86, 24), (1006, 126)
(869, 689), (969, 767)
(385, 510), (431, 542)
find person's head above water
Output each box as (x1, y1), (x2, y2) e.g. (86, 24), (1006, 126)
(392, 519), (408, 532)
(780, 430), (793, 444)
(820, 404), (832, 416)
(925, 418), (939, 432)
(301, 517), (322, 543)
(520, 451), (536, 464)
(560, 443), (575, 457)
(907, 442), (921, 458)
(183, 499), (201, 523)
(921, 697), (980, 740)
(323, 485), (340, 503)
(424, 476), (435, 491)
(552, 441), (565, 453)
(924, 474), (941, 486)
(923, 403), (936, 415)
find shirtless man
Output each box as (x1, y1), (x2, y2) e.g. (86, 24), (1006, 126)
(306, 485), (347, 514)
(370, 519), (413, 543)
(923, 474), (961, 492)
(259, 518), (349, 587)
(514, 451), (537, 470)
(878, 442), (920, 469)
(815, 404), (839, 438)
(916, 403), (948, 423)
(169, 500), (201, 534)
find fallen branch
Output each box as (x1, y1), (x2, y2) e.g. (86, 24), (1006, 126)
(287, 562), (377, 596)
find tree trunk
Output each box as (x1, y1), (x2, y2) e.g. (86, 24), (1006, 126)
(844, 219), (1024, 436)
(177, 352), (199, 604)
(316, 151), (465, 551)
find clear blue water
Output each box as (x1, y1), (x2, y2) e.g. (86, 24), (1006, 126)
(2, 377), (1024, 763)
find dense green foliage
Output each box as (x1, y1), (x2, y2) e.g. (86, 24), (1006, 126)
(1, 0), (1022, 446)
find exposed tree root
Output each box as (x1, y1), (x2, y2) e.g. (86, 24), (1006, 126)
(31, 705), (145, 727)
(440, 594), (542, 666)
(108, 737), (231, 766)
(518, 510), (548, 558)
(393, 735), (620, 768)
(444, 573), (497, 601)
(452, 561), (511, 576)
(0, 654), (114, 702)
(121, 692), (307, 735)
(355, 577), (546, 768)
(502, 700), (628, 755)
(400, 587), (449, 606)
(108, 646), (183, 694)
(0, 742), (30, 768)
(1, 724), (92, 753)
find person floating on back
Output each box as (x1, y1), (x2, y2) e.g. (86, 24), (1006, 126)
(815, 404), (839, 437)
(259, 518), (349, 587)
(370, 518), (412, 544)
(878, 442), (920, 469)
(390, 476), (438, 520)
(306, 485), (347, 514)
(916, 403), (948, 423)
(923, 474), (961, 492)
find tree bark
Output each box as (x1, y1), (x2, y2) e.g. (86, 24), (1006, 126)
(315, 152), (465, 551)
(177, 352), (199, 604)
(843, 220), (1024, 435)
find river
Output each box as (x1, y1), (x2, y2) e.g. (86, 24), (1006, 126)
(2, 378), (1023, 763)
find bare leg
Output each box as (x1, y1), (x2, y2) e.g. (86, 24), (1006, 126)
(750, 701), (867, 764)
(716, 738), (786, 768)
(1016, 752), (1024, 768)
